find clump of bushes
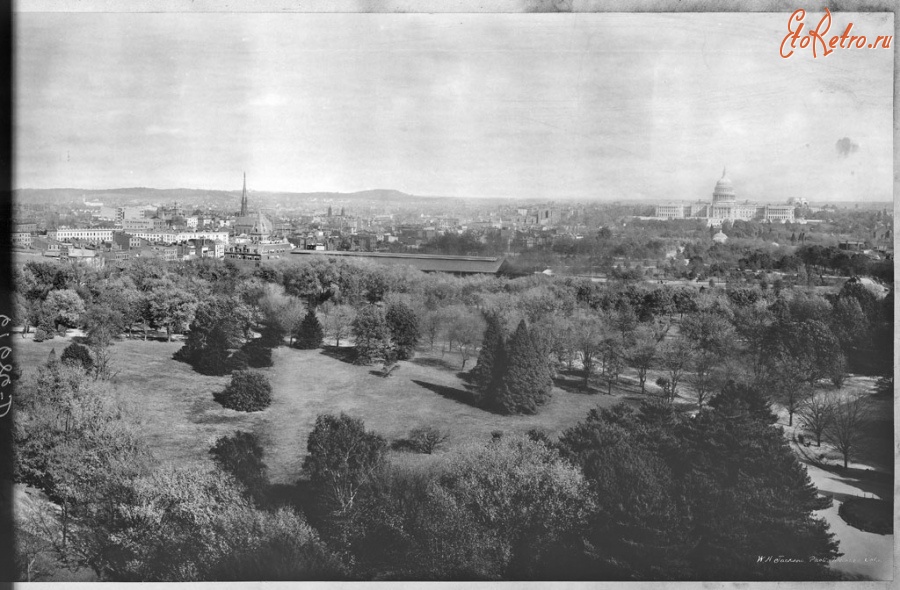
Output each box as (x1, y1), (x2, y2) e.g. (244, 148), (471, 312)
(392, 426), (449, 454)
(214, 370), (272, 412)
(33, 327), (51, 342)
(61, 343), (94, 371)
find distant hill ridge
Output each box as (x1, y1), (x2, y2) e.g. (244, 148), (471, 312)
(13, 187), (459, 206)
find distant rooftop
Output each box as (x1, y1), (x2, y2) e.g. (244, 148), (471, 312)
(291, 249), (505, 274)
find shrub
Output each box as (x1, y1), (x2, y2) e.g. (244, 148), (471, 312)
(210, 431), (268, 504)
(215, 370), (272, 412)
(61, 343), (94, 371)
(406, 426), (448, 454)
(33, 327), (48, 342)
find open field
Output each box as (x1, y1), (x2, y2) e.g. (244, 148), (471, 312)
(15, 334), (633, 485)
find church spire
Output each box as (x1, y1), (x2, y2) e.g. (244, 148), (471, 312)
(240, 172), (248, 216)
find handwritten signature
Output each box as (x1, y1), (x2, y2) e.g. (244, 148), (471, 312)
(0, 314), (11, 418)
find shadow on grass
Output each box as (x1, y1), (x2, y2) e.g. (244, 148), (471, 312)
(319, 345), (357, 365)
(553, 375), (597, 395)
(411, 379), (501, 414)
(411, 356), (463, 373)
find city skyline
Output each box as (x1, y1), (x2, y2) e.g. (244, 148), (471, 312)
(16, 12), (893, 202)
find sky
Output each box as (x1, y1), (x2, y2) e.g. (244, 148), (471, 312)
(15, 11), (894, 202)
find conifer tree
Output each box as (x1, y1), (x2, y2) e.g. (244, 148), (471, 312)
(495, 320), (552, 414)
(295, 309), (324, 349)
(472, 312), (503, 387)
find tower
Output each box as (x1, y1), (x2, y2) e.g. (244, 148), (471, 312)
(240, 172), (248, 217)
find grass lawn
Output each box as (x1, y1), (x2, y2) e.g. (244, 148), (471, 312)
(15, 334), (637, 485)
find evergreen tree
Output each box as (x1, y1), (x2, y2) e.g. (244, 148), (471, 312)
(495, 320), (552, 415)
(351, 305), (392, 365)
(471, 312), (504, 387)
(60, 343), (94, 372)
(295, 309), (324, 350)
(385, 301), (420, 360)
(175, 297), (246, 376)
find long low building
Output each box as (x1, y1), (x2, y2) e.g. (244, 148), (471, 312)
(291, 249), (507, 275)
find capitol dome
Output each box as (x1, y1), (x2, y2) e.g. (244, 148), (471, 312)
(712, 167), (736, 203)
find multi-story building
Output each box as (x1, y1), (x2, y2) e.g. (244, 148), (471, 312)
(122, 218), (167, 231)
(11, 232), (33, 248)
(654, 169), (795, 225)
(119, 229), (230, 245)
(60, 245), (103, 267)
(49, 228), (116, 243)
(224, 242), (290, 263)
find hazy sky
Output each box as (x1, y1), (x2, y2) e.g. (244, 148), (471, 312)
(16, 12), (894, 201)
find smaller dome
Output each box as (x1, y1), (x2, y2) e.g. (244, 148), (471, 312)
(712, 231), (728, 243)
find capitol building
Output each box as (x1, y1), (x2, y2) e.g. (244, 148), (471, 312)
(655, 169), (795, 226)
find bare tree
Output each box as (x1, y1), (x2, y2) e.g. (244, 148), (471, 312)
(658, 337), (693, 401)
(322, 303), (356, 346)
(421, 309), (446, 351)
(448, 311), (485, 370)
(798, 393), (835, 447)
(571, 310), (605, 390)
(626, 327), (658, 394)
(771, 358), (814, 427)
(824, 393), (871, 469)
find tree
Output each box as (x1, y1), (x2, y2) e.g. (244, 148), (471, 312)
(687, 351), (727, 410)
(448, 310), (485, 370)
(303, 413), (387, 514)
(420, 308), (445, 351)
(625, 328), (658, 394)
(80, 464), (340, 581)
(82, 303), (125, 347)
(385, 301), (420, 360)
(708, 380), (778, 424)
(60, 343), (94, 372)
(492, 320), (552, 414)
(214, 370), (273, 412)
(321, 303), (356, 347)
(769, 358), (814, 427)
(471, 312), (504, 388)
(176, 297), (247, 375)
(295, 309), (324, 350)
(148, 285), (198, 341)
(798, 393), (835, 447)
(766, 319), (842, 385)
(558, 401), (839, 580)
(657, 337), (693, 402)
(571, 310), (605, 390)
(824, 393), (870, 469)
(209, 431), (269, 505)
(433, 436), (594, 579)
(351, 305), (392, 365)
(598, 337), (624, 395)
(43, 289), (85, 333)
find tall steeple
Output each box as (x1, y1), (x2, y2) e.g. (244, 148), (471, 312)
(240, 172), (248, 216)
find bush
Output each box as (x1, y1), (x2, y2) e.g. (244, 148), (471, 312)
(406, 426), (448, 454)
(210, 431), (268, 504)
(214, 370), (273, 412)
(33, 327), (51, 342)
(61, 343), (94, 371)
